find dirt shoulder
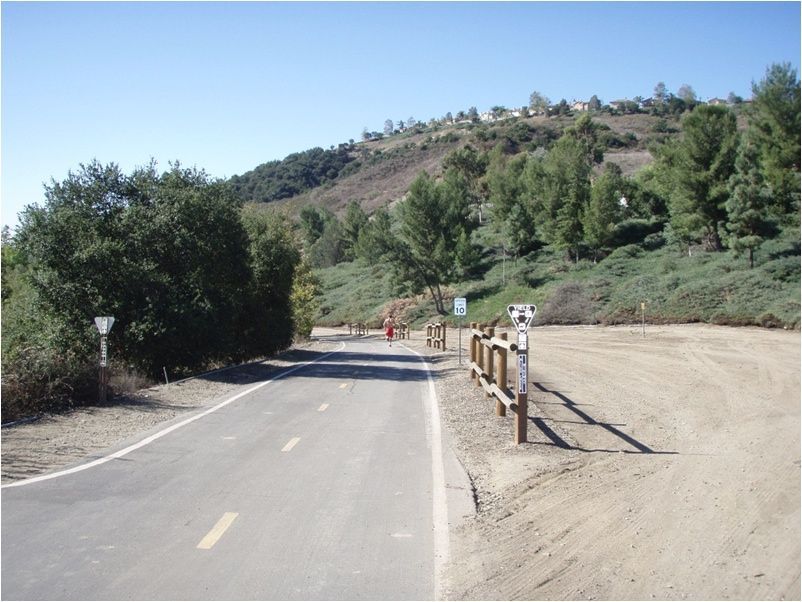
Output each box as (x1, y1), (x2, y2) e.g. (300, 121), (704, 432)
(2, 325), (799, 600)
(406, 323), (799, 601)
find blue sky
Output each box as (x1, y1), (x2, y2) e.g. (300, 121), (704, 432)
(2, 1), (800, 230)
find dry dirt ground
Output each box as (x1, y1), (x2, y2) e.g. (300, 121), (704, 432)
(2, 324), (800, 601)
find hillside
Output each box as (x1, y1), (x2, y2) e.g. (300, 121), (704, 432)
(233, 106), (800, 332)
(237, 112), (670, 218)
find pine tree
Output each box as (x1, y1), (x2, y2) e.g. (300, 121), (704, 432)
(726, 139), (774, 268)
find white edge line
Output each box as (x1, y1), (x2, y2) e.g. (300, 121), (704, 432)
(403, 343), (449, 600)
(2, 342), (346, 489)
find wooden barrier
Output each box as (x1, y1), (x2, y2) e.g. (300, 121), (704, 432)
(349, 322), (369, 335)
(394, 322), (409, 340)
(469, 322), (527, 444)
(426, 322), (446, 350)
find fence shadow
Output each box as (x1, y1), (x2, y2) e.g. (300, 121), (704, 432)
(530, 382), (677, 455)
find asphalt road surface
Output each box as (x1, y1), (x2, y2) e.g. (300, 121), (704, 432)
(2, 336), (464, 600)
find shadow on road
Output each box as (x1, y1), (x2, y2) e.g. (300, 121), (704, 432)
(196, 348), (444, 385)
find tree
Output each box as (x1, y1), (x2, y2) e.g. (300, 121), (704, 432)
(529, 90), (550, 115)
(342, 200), (369, 260)
(299, 205), (330, 246)
(441, 144), (488, 211)
(16, 161), (260, 375)
(588, 95), (602, 111)
(240, 208), (300, 357)
(487, 149), (537, 255)
(565, 113), (605, 165)
(677, 83), (697, 104)
(664, 105), (739, 250)
(553, 99), (570, 116)
(747, 62), (801, 219)
(389, 172), (476, 313)
(583, 163), (625, 262)
(725, 138), (774, 267)
(290, 256), (321, 339)
(384, 119), (394, 136)
(653, 82), (668, 112)
(467, 107), (479, 122)
(531, 135), (592, 261)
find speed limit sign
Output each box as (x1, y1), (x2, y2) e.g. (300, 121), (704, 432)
(454, 297), (467, 316)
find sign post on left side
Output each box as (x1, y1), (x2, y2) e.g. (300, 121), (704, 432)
(94, 316), (115, 402)
(454, 297), (467, 364)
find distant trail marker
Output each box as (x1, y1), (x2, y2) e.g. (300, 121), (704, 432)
(94, 316), (115, 402)
(507, 304), (536, 444)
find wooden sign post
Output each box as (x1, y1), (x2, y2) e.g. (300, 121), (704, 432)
(507, 304), (537, 444)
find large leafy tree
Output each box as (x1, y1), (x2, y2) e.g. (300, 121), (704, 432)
(383, 171), (477, 314)
(14, 161), (300, 380)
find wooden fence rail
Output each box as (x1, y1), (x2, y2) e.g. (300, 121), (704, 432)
(469, 322), (527, 444)
(426, 322), (446, 350)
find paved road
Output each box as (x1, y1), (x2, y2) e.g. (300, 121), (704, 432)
(2, 336), (466, 600)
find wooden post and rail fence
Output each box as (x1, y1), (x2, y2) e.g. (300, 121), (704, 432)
(468, 322), (527, 444)
(426, 322), (446, 350)
(349, 323), (369, 335)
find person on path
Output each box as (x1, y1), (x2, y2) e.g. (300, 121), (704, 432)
(383, 315), (395, 346)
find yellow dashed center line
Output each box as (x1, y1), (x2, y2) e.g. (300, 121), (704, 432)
(282, 437), (301, 452)
(318, 404), (330, 412)
(197, 512), (238, 550)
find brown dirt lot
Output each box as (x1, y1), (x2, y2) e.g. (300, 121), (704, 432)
(419, 324), (800, 601)
(2, 324), (799, 600)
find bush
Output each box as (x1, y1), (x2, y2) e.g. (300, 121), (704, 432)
(536, 282), (598, 325)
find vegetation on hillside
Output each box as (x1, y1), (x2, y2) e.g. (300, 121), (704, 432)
(302, 64), (800, 330)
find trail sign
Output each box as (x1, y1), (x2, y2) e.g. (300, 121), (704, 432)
(454, 297), (467, 316)
(94, 316), (115, 335)
(507, 304), (537, 333)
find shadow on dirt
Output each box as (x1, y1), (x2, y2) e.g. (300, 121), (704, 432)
(529, 381), (678, 455)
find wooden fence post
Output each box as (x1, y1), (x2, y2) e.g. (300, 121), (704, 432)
(470, 322), (478, 382)
(475, 324), (484, 387)
(495, 332), (508, 417)
(515, 344), (528, 444)
(484, 326), (494, 399)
